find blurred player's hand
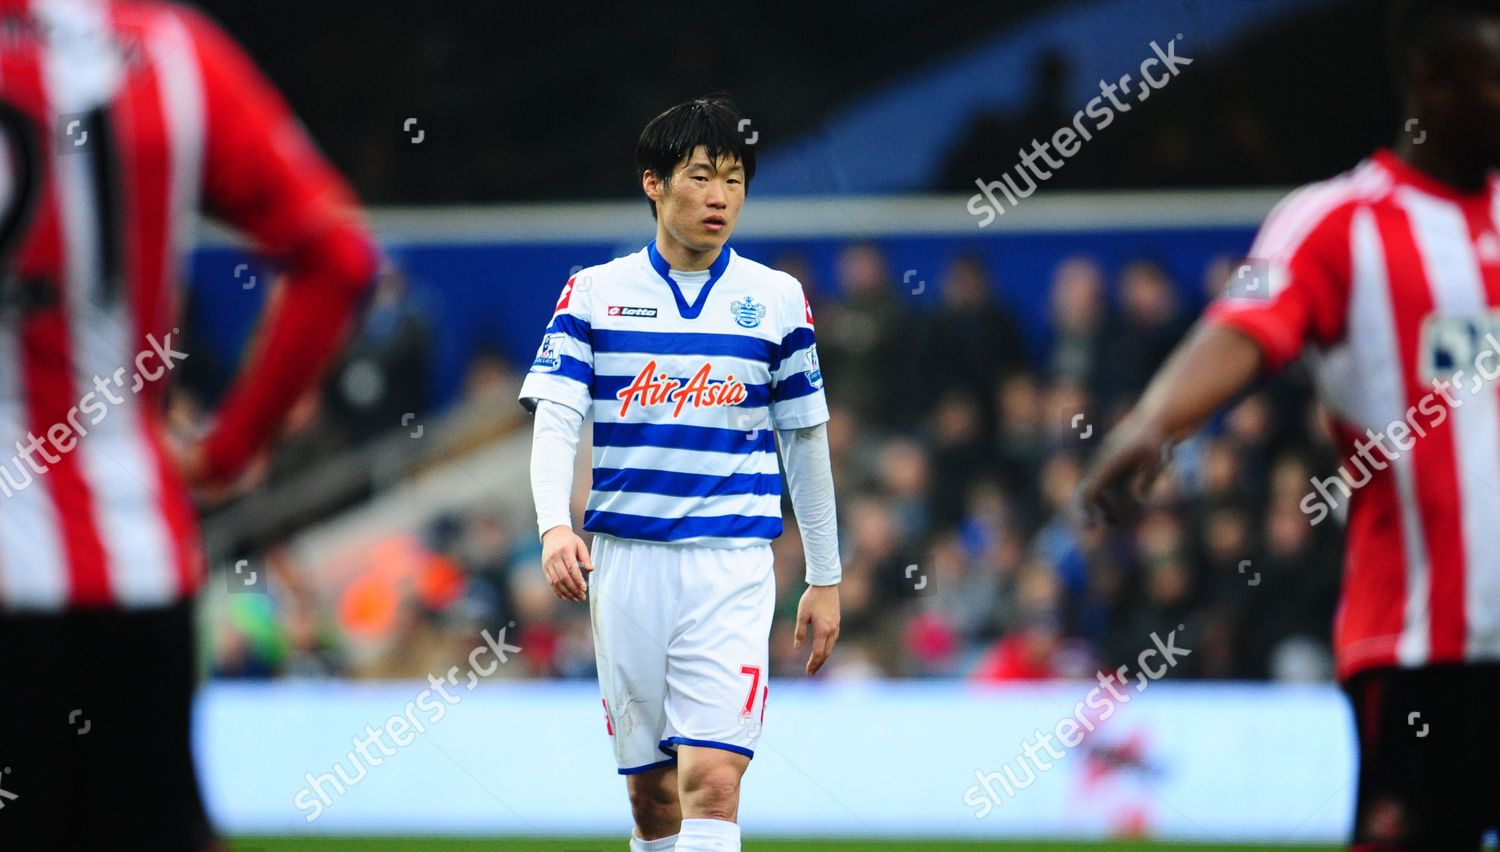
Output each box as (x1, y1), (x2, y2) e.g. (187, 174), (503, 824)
(167, 436), (266, 506)
(541, 525), (593, 602)
(794, 584), (840, 675)
(1078, 416), (1173, 525)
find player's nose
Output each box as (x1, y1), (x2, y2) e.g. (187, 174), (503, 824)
(705, 181), (727, 208)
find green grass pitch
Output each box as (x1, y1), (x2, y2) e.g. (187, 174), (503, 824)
(231, 838), (1339, 851)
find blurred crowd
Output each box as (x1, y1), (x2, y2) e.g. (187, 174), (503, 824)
(208, 244), (1345, 686)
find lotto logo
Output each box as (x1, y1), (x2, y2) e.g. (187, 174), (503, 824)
(608, 306), (658, 318)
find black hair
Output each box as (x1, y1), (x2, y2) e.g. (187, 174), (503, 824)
(1387, 0), (1500, 92)
(636, 95), (757, 219)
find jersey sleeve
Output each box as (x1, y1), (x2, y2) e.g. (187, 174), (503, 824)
(518, 276), (594, 417)
(767, 279), (830, 430)
(181, 7), (379, 479)
(1203, 190), (1354, 374)
(184, 7), (364, 255)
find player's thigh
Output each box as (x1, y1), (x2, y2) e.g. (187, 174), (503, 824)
(676, 743), (750, 820)
(590, 536), (677, 769)
(0, 611), (74, 847)
(93, 602), (213, 846)
(1345, 664), (1487, 849)
(663, 545), (774, 755)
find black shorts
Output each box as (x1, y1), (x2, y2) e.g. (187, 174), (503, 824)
(0, 600), (215, 850)
(1344, 662), (1500, 850)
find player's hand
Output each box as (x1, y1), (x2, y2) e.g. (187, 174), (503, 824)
(540, 525), (592, 602)
(794, 584), (840, 676)
(1079, 415), (1173, 525)
(167, 436), (264, 505)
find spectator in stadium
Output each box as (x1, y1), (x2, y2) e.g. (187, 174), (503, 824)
(1045, 256), (1110, 391)
(325, 260), (436, 446)
(816, 241), (909, 428)
(1097, 259), (1191, 407)
(915, 253), (1028, 427)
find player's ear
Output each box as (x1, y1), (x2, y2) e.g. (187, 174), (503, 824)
(642, 169), (663, 206)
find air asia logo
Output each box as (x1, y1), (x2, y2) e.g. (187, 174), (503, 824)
(616, 359), (747, 417)
(607, 306), (658, 318)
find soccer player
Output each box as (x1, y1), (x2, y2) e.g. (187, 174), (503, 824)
(0, 2), (377, 848)
(521, 96), (841, 852)
(1080, 1), (1500, 847)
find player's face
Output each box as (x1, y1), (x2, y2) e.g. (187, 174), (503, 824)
(654, 146), (745, 253)
(1438, 18), (1500, 167)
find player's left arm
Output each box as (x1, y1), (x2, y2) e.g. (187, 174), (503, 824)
(770, 281), (841, 675)
(178, 7), (378, 487)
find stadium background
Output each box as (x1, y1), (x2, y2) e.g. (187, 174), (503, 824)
(181, 0), (1400, 848)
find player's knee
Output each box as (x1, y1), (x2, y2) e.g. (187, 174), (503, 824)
(627, 777), (680, 835)
(680, 762), (742, 819)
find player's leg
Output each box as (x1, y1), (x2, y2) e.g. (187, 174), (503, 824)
(1344, 664), (1485, 850)
(625, 763), (681, 846)
(676, 743), (750, 829)
(92, 601), (215, 847)
(659, 542), (775, 852)
(589, 535), (683, 847)
(0, 609), (74, 848)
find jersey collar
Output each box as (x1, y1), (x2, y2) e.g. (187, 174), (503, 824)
(646, 240), (733, 320)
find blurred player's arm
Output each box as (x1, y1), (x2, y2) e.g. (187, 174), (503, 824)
(1081, 198), (1352, 523)
(179, 9), (378, 486)
(530, 399), (592, 602)
(1080, 324), (1263, 522)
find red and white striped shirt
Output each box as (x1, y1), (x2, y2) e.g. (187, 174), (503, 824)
(1209, 149), (1500, 680)
(0, 0), (376, 612)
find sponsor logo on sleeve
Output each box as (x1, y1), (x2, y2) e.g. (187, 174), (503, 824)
(531, 333), (564, 373)
(805, 344), (823, 389)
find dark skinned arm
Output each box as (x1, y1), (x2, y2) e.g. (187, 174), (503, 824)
(1079, 321), (1267, 523)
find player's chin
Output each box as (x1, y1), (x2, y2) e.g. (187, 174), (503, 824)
(695, 222), (733, 246)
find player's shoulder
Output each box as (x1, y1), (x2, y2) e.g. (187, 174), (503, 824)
(729, 250), (804, 302)
(567, 250), (649, 296)
(1254, 156), (1395, 256)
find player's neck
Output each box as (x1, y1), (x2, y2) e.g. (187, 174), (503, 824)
(1395, 136), (1490, 195)
(655, 231), (721, 272)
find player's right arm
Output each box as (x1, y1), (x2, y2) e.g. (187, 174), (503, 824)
(521, 276), (596, 601)
(1080, 192), (1354, 523)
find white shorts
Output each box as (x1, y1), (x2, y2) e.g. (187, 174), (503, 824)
(588, 533), (775, 774)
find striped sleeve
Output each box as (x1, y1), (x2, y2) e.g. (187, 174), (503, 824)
(519, 276), (594, 417)
(768, 278), (829, 430)
(1204, 182), (1358, 373)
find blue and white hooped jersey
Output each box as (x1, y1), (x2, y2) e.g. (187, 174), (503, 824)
(519, 241), (829, 548)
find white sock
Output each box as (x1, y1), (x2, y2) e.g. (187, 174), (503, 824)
(630, 831), (678, 851)
(675, 818), (740, 851)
